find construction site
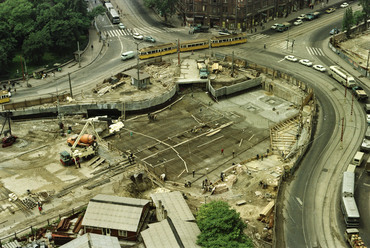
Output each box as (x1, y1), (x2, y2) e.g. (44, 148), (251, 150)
(0, 54), (315, 247)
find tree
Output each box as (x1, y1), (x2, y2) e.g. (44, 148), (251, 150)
(196, 201), (253, 248)
(144, 0), (178, 22)
(343, 7), (354, 37)
(0, 20), (17, 74)
(358, 0), (370, 29)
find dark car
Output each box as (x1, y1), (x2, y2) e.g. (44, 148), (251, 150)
(144, 36), (156, 43)
(330, 28), (340, 35)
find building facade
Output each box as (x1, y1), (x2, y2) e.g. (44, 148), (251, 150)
(179, 0), (315, 31)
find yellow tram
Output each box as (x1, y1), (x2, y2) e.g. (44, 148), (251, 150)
(0, 91), (10, 104)
(138, 33), (247, 60)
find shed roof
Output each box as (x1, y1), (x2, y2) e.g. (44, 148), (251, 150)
(60, 233), (120, 248)
(151, 191), (195, 221)
(82, 194), (150, 232)
(141, 218), (201, 248)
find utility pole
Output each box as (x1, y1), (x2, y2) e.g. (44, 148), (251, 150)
(340, 117), (344, 149)
(366, 49), (370, 77)
(136, 42), (140, 82)
(77, 41), (81, 68)
(177, 39), (180, 66)
(68, 73), (73, 99)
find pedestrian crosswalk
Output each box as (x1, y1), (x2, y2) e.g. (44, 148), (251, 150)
(306, 47), (325, 56)
(105, 26), (185, 38)
(248, 33), (269, 41)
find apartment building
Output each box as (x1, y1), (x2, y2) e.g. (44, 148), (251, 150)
(178, 0), (313, 31)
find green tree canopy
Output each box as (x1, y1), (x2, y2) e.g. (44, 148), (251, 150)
(144, 0), (178, 22)
(358, 0), (370, 24)
(0, 0), (105, 73)
(343, 7), (354, 37)
(196, 201), (253, 248)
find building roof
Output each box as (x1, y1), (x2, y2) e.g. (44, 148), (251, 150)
(141, 217), (201, 248)
(123, 69), (150, 80)
(82, 194), (150, 232)
(151, 191), (195, 221)
(60, 233), (120, 248)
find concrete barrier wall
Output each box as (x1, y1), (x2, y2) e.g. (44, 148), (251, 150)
(208, 77), (261, 98)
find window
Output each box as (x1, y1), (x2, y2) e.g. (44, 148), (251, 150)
(203, 5), (206, 11)
(119, 230), (128, 237)
(103, 228), (111, 235)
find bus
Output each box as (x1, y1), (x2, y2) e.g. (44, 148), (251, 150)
(0, 91), (10, 104)
(104, 2), (114, 11)
(341, 196), (360, 227)
(108, 9), (120, 24)
(328, 65), (356, 88)
(342, 171), (354, 197)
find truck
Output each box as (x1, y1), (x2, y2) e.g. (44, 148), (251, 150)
(305, 12), (320, 20)
(67, 134), (96, 147)
(344, 228), (367, 248)
(352, 86), (368, 101)
(60, 146), (97, 166)
(197, 59), (209, 79)
(276, 22), (291, 32)
(193, 24), (209, 33)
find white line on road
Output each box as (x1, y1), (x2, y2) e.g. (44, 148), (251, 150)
(296, 197), (303, 206)
(278, 58), (285, 63)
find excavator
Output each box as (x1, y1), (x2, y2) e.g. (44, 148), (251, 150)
(0, 112), (17, 148)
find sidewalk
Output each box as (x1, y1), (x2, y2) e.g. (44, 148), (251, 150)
(17, 27), (104, 91)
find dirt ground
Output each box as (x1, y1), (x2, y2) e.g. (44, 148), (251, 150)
(338, 30), (370, 69)
(0, 57), (305, 246)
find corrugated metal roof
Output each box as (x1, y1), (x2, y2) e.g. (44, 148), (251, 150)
(82, 194), (150, 231)
(151, 191), (195, 221)
(141, 218), (201, 248)
(141, 220), (180, 248)
(60, 233), (120, 248)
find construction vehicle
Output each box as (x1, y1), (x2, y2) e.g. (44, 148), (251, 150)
(1, 112), (17, 148)
(67, 134), (96, 147)
(60, 120), (102, 167)
(345, 228), (367, 248)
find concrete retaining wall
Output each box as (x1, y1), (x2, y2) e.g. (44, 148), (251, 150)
(207, 77), (261, 98)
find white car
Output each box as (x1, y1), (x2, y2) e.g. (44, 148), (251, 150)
(340, 2), (349, 8)
(313, 65), (326, 72)
(297, 14), (306, 20)
(294, 20), (303, 26)
(285, 55), (298, 62)
(299, 59), (313, 67)
(367, 114), (370, 124)
(361, 138), (370, 152)
(133, 33), (144, 40)
(271, 23), (279, 30)
(118, 23), (125, 29)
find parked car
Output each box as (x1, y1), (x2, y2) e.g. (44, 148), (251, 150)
(285, 55), (298, 62)
(325, 8), (336, 14)
(118, 23), (125, 29)
(361, 138), (370, 152)
(144, 36), (156, 43)
(297, 14), (306, 20)
(270, 23), (279, 30)
(299, 59), (313, 67)
(340, 2), (349, 8)
(367, 114), (370, 124)
(294, 19), (303, 26)
(330, 28), (340, 35)
(313, 65), (326, 72)
(133, 32), (143, 40)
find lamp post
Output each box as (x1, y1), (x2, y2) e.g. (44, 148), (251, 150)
(135, 41), (144, 82)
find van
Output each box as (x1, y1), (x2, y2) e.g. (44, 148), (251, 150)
(121, 51), (134, 61)
(352, 151), (364, 166)
(366, 126), (370, 139)
(365, 104), (370, 114)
